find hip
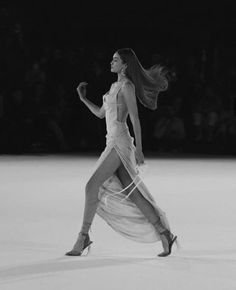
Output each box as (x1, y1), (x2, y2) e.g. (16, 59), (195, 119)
(106, 122), (135, 148)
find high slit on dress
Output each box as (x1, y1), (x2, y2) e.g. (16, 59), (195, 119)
(93, 81), (171, 243)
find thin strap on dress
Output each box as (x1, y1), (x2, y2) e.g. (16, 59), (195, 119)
(104, 164), (147, 206)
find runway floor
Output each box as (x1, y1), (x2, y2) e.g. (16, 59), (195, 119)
(0, 154), (236, 290)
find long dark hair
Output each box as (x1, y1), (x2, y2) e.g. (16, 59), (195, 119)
(117, 48), (168, 110)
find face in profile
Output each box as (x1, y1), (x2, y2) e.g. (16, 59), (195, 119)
(110, 52), (126, 74)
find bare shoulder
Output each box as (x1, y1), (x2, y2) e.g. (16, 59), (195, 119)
(121, 79), (135, 94)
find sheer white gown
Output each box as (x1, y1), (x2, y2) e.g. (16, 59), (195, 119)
(93, 81), (171, 243)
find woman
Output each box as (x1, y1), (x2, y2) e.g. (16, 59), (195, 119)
(66, 48), (177, 257)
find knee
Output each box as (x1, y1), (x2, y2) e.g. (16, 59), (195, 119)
(85, 180), (92, 196)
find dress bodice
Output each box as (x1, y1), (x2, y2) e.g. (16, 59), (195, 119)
(103, 82), (127, 135)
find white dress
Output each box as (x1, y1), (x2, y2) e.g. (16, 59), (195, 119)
(95, 81), (171, 243)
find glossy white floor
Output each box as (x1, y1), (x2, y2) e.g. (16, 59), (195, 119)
(0, 154), (236, 290)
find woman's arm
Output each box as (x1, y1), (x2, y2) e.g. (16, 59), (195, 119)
(77, 82), (105, 119)
(121, 82), (144, 165)
(81, 98), (105, 119)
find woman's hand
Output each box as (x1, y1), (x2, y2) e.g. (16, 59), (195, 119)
(76, 82), (88, 101)
(135, 148), (145, 166)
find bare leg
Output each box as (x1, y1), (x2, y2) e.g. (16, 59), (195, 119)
(116, 163), (171, 253)
(66, 148), (121, 255)
(81, 148), (121, 234)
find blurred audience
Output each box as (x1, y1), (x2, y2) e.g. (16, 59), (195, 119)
(192, 82), (222, 143)
(152, 98), (186, 153)
(0, 6), (236, 155)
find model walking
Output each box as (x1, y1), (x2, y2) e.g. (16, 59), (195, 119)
(66, 48), (177, 257)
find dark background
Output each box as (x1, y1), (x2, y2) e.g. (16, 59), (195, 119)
(1, 1), (236, 155)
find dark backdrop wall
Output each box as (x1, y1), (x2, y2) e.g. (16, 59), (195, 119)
(0, 1), (236, 155)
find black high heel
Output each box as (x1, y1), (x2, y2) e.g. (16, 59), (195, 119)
(158, 230), (177, 257)
(65, 233), (93, 256)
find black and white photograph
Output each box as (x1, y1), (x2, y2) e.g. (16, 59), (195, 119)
(0, 1), (236, 289)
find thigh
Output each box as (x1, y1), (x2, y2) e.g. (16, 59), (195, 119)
(117, 164), (158, 218)
(87, 148), (121, 190)
(116, 163), (133, 189)
(116, 163), (139, 201)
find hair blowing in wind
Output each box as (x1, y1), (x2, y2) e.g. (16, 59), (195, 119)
(117, 48), (168, 110)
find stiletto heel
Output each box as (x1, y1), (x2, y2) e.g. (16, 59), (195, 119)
(85, 244), (92, 256)
(65, 233), (93, 256)
(158, 230), (177, 257)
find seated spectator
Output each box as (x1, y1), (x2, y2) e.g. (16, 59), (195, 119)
(0, 90), (6, 152)
(4, 88), (32, 153)
(215, 92), (236, 153)
(192, 82), (222, 143)
(26, 83), (69, 152)
(24, 61), (46, 89)
(152, 102), (186, 153)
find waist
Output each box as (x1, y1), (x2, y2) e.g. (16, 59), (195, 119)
(106, 120), (128, 134)
(105, 121), (133, 142)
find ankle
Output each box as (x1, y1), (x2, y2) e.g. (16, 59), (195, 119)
(79, 232), (88, 237)
(80, 222), (91, 235)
